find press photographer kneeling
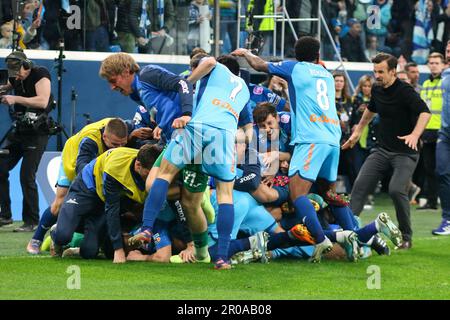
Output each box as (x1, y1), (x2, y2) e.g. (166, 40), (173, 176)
(0, 51), (53, 232)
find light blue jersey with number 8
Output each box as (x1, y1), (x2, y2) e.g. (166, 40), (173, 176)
(268, 60), (341, 146)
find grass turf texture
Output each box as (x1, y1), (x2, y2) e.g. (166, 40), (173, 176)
(0, 194), (449, 300)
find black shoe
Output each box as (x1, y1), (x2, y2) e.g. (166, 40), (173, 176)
(0, 217), (13, 226)
(13, 224), (37, 232)
(417, 203), (438, 210)
(371, 235), (390, 256)
(395, 240), (412, 250)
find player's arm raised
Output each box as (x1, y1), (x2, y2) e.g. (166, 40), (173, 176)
(187, 56), (217, 83)
(231, 48), (269, 73)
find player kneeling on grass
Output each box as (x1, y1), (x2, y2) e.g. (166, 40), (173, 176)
(51, 144), (161, 263)
(27, 118), (130, 255)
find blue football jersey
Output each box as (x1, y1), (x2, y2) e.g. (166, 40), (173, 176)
(130, 65), (192, 140)
(248, 83), (286, 112)
(192, 62), (251, 130)
(268, 61), (341, 146)
(254, 111), (292, 153)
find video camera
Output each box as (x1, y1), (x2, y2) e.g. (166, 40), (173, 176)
(14, 111), (61, 136)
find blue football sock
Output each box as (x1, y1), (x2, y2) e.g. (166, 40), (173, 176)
(267, 231), (312, 250)
(355, 222), (378, 243)
(324, 229), (337, 242)
(33, 207), (57, 242)
(208, 239), (249, 262)
(216, 203), (234, 261)
(293, 196), (325, 243)
(270, 186), (290, 206)
(330, 205), (356, 230)
(228, 239), (250, 257)
(142, 178), (169, 231)
(267, 232), (291, 250)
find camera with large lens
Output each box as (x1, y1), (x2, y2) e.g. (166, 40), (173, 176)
(15, 111), (49, 134)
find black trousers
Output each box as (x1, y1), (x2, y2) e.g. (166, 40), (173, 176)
(350, 147), (419, 241)
(0, 131), (48, 225)
(52, 176), (108, 259)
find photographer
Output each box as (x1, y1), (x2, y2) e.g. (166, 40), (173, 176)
(0, 51), (52, 232)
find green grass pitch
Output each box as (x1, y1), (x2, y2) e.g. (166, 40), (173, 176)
(0, 194), (449, 300)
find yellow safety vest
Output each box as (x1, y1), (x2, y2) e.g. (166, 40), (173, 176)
(93, 147), (147, 204)
(247, 0), (274, 31)
(420, 78), (443, 130)
(61, 118), (113, 181)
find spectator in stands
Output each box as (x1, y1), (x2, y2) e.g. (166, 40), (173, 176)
(321, 0), (341, 60)
(42, 0), (82, 50)
(246, 0), (276, 56)
(12, 0), (42, 49)
(187, 0), (211, 53)
(365, 35), (378, 61)
(146, 0), (176, 54)
(350, 74), (376, 177)
(418, 52), (446, 210)
(115, 0), (142, 53)
(390, 0), (415, 60)
(412, 0), (445, 64)
(353, 0), (371, 54)
(429, 0), (446, 54)
(0, 0), (13, 25)
(115, 0), (176, 55)
(84, 0), (112, 52)
(396, 70), (410, 82)
(436, 2), (450, 55)
(340, 18), (369, 62)
(212, 0), (238, 54)
(0, 20), (13, 49)
(405, 61), (422, 92)
(334, 72), (355, 191)
(366, 0), (391, 54)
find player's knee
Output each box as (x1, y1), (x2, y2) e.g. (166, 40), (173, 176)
(80, 243), (99, 259)
(53, 229), (72, 247)
(388, 185), (407, 198)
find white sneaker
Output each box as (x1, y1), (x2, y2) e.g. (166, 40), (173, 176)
(376, 212), (403, 247)
(62, 247), (80, 258)
(309, 237), (333, 263)
(230, 249), (262, 265)
(248, 231), (269, 263)
(336, 230), (360, 262)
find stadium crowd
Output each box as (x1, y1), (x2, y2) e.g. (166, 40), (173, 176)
(0, 1), (449, 63)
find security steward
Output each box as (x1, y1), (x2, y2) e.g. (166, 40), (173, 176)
(419, 52), (445, 210)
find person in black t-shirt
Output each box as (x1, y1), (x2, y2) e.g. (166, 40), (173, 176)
(342, 53), (431, 249)
(0, 51), (52, 232)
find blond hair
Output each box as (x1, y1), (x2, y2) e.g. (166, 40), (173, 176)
(1, 20), (13, 33)
(99, 53), (140, 80)
(353, 74), (374, 98)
